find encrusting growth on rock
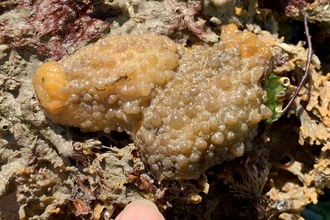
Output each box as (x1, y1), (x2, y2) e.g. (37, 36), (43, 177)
(33, 24), (273, 180)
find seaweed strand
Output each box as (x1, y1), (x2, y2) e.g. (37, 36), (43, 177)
(281, 0), (313, 116)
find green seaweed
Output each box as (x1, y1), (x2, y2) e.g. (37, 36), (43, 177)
(264, 73), (285, 123)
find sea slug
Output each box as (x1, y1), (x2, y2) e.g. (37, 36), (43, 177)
(33, 24), (273, 180)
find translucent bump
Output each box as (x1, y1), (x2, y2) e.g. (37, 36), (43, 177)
(98, 105), (106, 113)
(206, 52), (221, 69)
(94, 79), (108, 91)
(171, 92), (180, 100)
(163, 125), (170, 132)
(241, 72), (251, 83)
(247, 89), (258, 101)
(179, 141), (192, 154)
(151, 164), (159, 171)
(138, 83), (153, 96)
(224, 112), (239, 127)
(169, 130), (178, 139)
(229, 142), (245, 157)
(195, 138), (207, 151)
(238, 110), (247, 119)
(205, 96), (220, 112)
(148, 55), (158, 65)
(69, 94), (80, 103)
(182, 93), (192, 104)
(170, 99), (180, 108)
(176, 154), (189, 168)
(136, 44), (146, 53)
(120, 84), (136, 97)
(164, 70), (175, 81)
(166, 144), (177, 155)
(80, 120), (93, 129)
(209, 117), (218, 130)
(115, 110), (124, 119)
(260, 104), (273, 119)
(156, 108), (167, 118)
(177, 46), (185, 57)
(240, 123), (248, 134)
(218, 124), (226, 132)
(169, 113), (184, 130)
(162, 158), (173, 169)
(92, 112), (103, 120)
(159, 134), (170, 146)
(189, 152), (200, 163)
(88, 88), (96, 96)
(117, 126), (124, 132)
(211, 132), (224, 145)
(188, 86), (200, 96)
(147, 144), (158, 154)
(90, 55), (103, 69)
(155, 71), (167, 85)
(105, 109), (115, 120)
(249, 109), (261, 124)
(122, 52), (134, 62)
(80, 55), (90, 67)
(185, 104), (196, 118)
(107, 95), (118, 105)
(164, 54), (178, 69)
(200, 122), (210, 134)
(158, 146), (167, 155)
(74, 115), (82, 121)
(148, 156), (156, 165)
(199, 111), (210, 120)
(93, 94), (101, 102)
(93, 125), (100, 131)
(184, 131), (195, 141)
(81, 111), (89, 119)
(150, 115), (162, 128)
(251, 67), (264, 81)
(142, 131), (156, 146)
(123, 102), (141, 114)
(115, 44), (127, 52)
(84, 94), (94, 102)
(243, 55), (255, 66)
(84, 105), (92, 113)
(215, 74), (232, 90)
(192, 123), (200, 135)
(227, 132), (236, 141)
(194, 96), (202, 105)
(104, 57), (116, 68)
(230, 57), (240, 67)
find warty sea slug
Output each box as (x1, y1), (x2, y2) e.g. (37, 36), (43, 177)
(33, 24), (273, 180)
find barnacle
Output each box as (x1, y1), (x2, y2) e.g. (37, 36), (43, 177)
(135, 24), (273, 180)
(33, 24), (273, 180)
(33, 34), (179, 134)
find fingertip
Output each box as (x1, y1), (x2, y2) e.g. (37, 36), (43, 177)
(115, 200), (165, 220)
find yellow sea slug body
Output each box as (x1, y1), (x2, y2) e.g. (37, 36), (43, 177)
(33, 34), (179, 134)
(33, 25), (273, 180)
